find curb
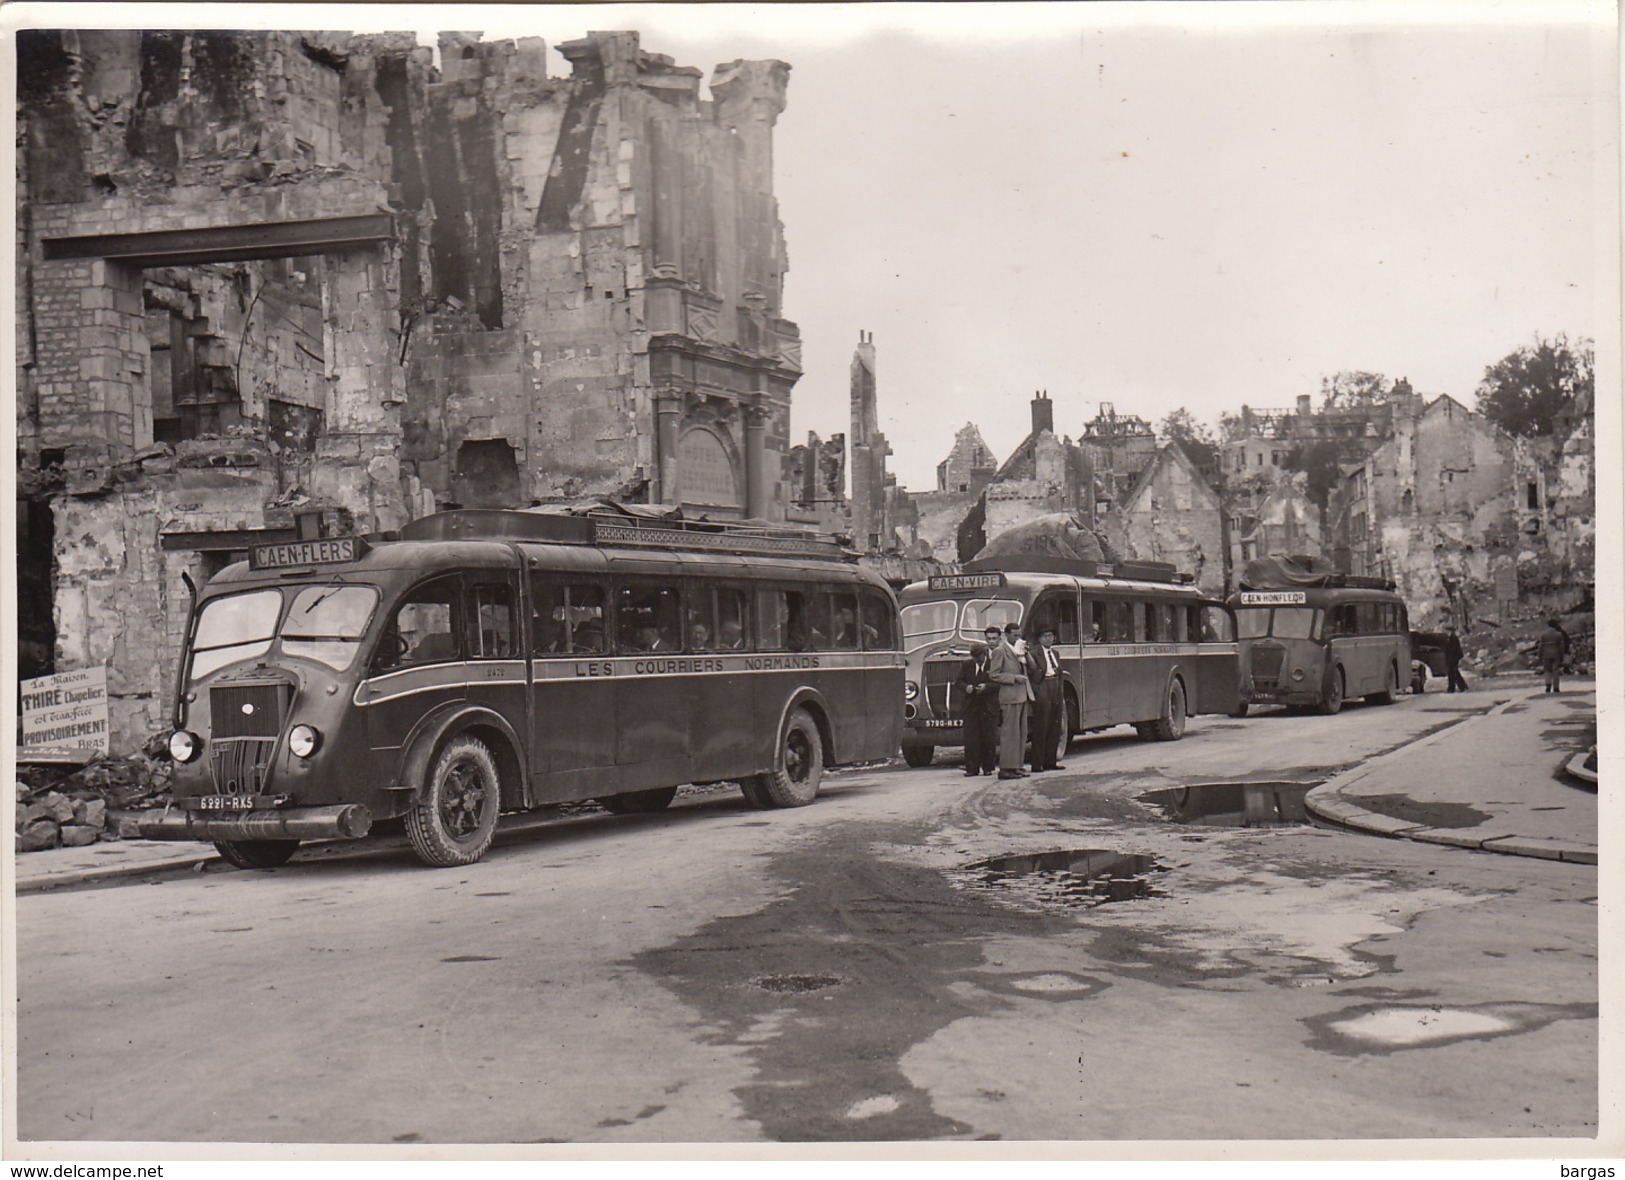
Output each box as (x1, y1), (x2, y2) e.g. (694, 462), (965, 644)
(14, 848), (216, 895)
(1304, 690), (1598, 865)
(1565, 747), (1599, 788)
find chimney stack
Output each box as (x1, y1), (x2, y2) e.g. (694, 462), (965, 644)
(1031, 390), (1054, 434)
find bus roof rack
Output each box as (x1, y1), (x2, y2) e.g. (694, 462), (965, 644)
(399, 501), (857, 560)
(1238, 554), (1395, 592)
(963, 554), (1189, 583)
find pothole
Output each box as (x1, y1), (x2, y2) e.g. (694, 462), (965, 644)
(753, 973), (842, 993)
(947, 849), (1168, 909)
(1139, 780), (1314, 827)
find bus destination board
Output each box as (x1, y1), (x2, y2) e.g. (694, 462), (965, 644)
(251, 537), (368, 571)
(928, 573), (1006, 592)
(1238, 590), (1308, 605)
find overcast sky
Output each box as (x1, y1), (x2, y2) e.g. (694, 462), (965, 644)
(34, 2), (1615, 491)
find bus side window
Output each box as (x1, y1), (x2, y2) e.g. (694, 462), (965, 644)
(1032, 594), (1078, 645)
(467, 582), (514, 658)
(830, 591), (859, 649)
(1086, 600), (1105, 643)
(1147, 603), (1173, 643)
(617, 584), (680, 653)
(758, 588), (810, 651)
(1104, 601), (1133, 643)
(1133, 603), (1149, 643)
(1200, 604), (1233, 643)
(715, 588), (749, 651)
(531, 580), (607, 654)
(384, 576), (461, 667)
(806, 591), (835, 650)
(1172, 604), (1188, 642)
(859, 589), (895, 650)
(686, 588), (717, 651)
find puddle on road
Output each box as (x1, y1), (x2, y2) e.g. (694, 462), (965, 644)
(1139, 781), (1314, 827)
(754, 973), (842, 994)
(947, 849), (1168, 909)
(1305, 1000), (1598, 1056)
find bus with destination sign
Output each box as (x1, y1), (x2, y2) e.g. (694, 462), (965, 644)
(141, 504), (903, 868)
(896, 556), (1241, 767)
(1228, 571), (1411, 714)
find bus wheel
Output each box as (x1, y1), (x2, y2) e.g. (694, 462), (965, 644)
(600, 786), (679, 814)
(1145, 678), (1188, 741)
(902, 745), (935, 768)
(407, 734), (501, 867)
(1318, 668), (1345, 715)
(214, 839), (300, 869)
(738, 777), (773, 809)
(1366, 664), (1398, 706)
(753, 708), (825, 808)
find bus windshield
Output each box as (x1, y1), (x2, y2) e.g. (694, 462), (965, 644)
(1237, 606), (1321, 640)
(901, 601), (958, 650)
(189, 584), (380, 681)
(280, 585), (380, 671)
(960, 598), (1021, 639)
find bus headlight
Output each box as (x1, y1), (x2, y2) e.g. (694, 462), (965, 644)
(904, 681), (919, 701)
(1291, 668), (1306, 681)
(288, 724), (322, 758)
(169, 730), (202, 763)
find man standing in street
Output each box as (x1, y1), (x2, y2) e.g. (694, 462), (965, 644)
(1028, 627), (1066, 772)
(988, 622), (1034, 780)
(1539, 617), (1570, 693)
(1443, 623), (1468, 693)
(958, 626), (1002, 776)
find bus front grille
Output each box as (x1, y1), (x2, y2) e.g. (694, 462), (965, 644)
(923, 660), (962, 719)
(1249, 644), (1285, 689)
(210, 682), (291, 738)
(211, 738), (277, 796)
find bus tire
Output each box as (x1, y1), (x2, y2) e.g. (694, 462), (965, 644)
(599, 786), (679, 814)
(738, 777), (773, 809)
(1145, 678), (1188, 741)
(1366, 664), (1398, 706)
(1318, 668), (1346, 716)
(902, 745), (935, 768)
(407, 734), (501, 867)
(214, 839), (300, 869)
(752, 708), (824, 808)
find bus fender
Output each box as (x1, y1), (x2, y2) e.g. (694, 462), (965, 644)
(773, 687), (837, 768)
(396, 703), (528, 809)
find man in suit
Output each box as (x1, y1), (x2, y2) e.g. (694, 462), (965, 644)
(958, 627), (1003, 776)
(988, 622), (1034, 780)
(1028, 626), (1066, 772)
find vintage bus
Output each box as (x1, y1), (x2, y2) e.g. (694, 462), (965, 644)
(1228, 577), (1411, 714)
(896, 557), (1241, 767)
(140, 505), (903, 868)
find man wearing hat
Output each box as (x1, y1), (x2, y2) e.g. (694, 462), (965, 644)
(987, 622), (1035, 779)
(957, 625), (1003, 776)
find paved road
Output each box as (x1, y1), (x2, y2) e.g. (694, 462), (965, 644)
(14, 689), (1597, 1146)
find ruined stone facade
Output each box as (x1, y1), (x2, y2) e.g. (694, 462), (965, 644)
(16, 29), (801, 749)
(1227, 471), (1323, 572)
(1113, 443), (1226, 597)
(1325, 393), (1592, 628)
(935, 422), (996, 495)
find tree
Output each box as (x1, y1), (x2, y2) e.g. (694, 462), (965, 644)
(1475, 334), (1594, 437)
(1282, 438), (1359, 511)
(1319, 371), (1390, 409)
(1158, 408), (1219, 476)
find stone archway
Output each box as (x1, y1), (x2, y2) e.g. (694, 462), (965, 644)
(676, 425), (743, 515)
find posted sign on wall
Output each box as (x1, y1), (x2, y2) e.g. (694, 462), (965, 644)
(19, 666), (110, 761)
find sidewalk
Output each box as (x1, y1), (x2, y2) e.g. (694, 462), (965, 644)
(1306, 681), (1597, 864)
(11, 682), (1598, 893)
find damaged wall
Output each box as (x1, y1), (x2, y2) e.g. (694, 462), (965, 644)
(1119, 443), (1225, 596)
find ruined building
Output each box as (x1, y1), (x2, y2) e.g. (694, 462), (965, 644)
(16, 29), (802, 749)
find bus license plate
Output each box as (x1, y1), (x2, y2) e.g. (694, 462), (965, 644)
(196, 795), (254, 811)
(921, 720), (959, 728)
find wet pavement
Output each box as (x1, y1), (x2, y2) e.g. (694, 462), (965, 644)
(1305, 681), (1597, 862)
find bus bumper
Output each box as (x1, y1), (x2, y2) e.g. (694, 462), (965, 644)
(904, 723), (963, 748)
(137, 804), (374, 843)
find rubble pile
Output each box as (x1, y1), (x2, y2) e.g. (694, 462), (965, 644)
(14, 734), (173, 853)
(1464, 609), (1594, 677)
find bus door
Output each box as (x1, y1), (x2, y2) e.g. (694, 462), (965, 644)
(528, 576), (617, 801)
(462, 571), (529, 797)
(612, 579), (690, 789)
(365, 573), (467, 762)
(1193, 601), (1242, 715)
(1029, 589), (1081, 722)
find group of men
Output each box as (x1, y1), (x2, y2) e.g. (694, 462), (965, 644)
(957, 622), (1068, 781)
